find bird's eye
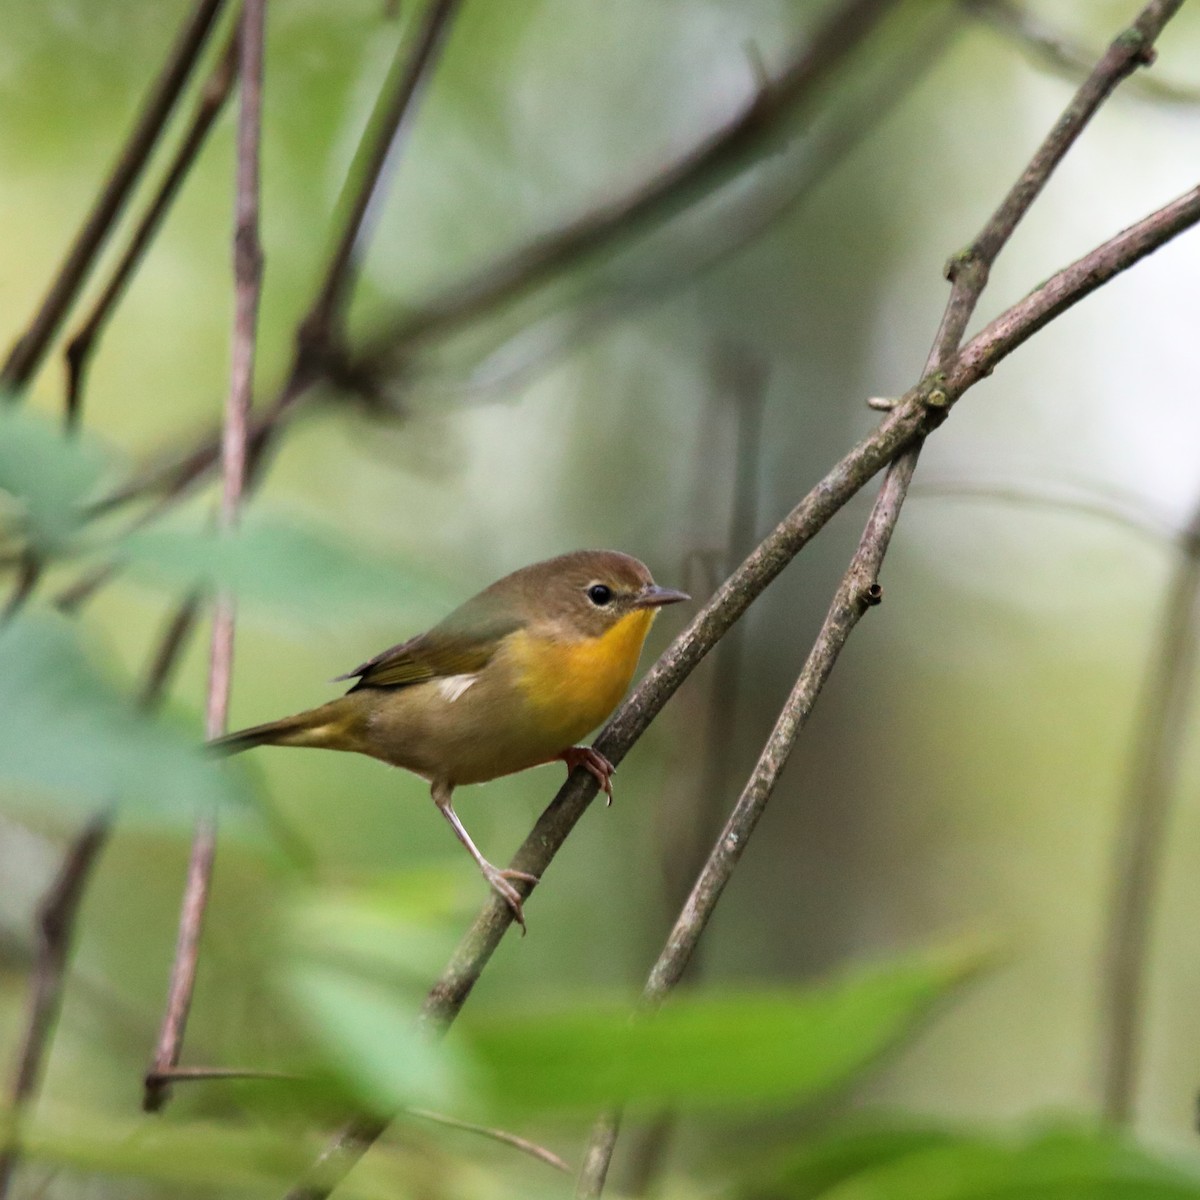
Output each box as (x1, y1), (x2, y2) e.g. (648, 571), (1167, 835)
(587, 583), (613, 606)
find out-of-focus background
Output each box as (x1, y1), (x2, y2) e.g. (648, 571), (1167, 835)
(3, 1), (1200, 1197)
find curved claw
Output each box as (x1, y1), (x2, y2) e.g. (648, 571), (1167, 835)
(482, 863), (534, 932)
(560, 746), (616, 806)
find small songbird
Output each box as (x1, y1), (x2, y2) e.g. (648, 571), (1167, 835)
(213, 550), (688, 925)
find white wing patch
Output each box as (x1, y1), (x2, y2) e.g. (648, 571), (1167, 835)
(437, 674), (478, 703)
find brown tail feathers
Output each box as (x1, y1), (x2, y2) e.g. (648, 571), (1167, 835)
(209, 701), (355, 756)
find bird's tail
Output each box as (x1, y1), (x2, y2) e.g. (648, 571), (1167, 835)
(210, 700), (357, 756)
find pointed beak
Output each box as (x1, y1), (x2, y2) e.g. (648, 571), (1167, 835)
(635, 584), (690, 609)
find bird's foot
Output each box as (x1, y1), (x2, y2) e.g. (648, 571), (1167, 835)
(559, 746), (615, 805)
(481, 862), (539, 932)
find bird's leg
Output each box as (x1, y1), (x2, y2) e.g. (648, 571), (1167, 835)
(431, 781), (538, 929)
(558, 746), (615, 806)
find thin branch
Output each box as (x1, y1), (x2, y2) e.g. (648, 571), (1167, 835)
(1099, 502), (1200, 1124)
(0, 598), (199, 1198)
(0, 816), (108, 1200)
(910, 476), (1177, 544)
(296, 0), (462, 359)
(63, 0), (896, 527)
(144, 0), (266, 1114)
(1, 552), (42, 624)
(574, 0), (1187, 1186)
(349, 0), (902, 369)
(284, 167), (1200, 1200)
(621, 347), (769, 1194)
(404, 1109), (570, 1175)
(964, 0), (1200, 106)
(64, 25), (241, 426)
(0, 0), (227, 393)
(145, 1065), (300, 1083)
(53, 0), (464, 613)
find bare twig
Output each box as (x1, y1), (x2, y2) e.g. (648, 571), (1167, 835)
(296, 0), (462, 360)
(1, 552), (42, 624)
(0, 599), (200, 1197)
(63, 0), (896, 527)
(0, 816), (108, 1200)
(404, 1109), (570, 1174)
(64, 26), (241, 425)
(144, 0), (266, 1114)
(286, 168), (1200, 1200)
(1099, 501), (1200, 1124)
(621, 347), (769, 1194)
(349, 0), (902, 369)
(964, 0), (1200, 106)
(0, 0), (227, 392)
(53, 0), (464, 613)
(572, 1), (1188, 1188)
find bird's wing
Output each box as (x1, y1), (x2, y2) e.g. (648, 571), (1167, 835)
(335, 597), (523, 692)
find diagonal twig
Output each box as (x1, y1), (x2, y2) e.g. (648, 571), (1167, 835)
(143, 0), (267, 1114)
(52, 0), (464, 615)
(576, 0), (1188, 1189)
(348, 0), (903, 368)
(0, 0), (227, 393)
(64, 24), (242, 426)
(140, 0), (462, 1114)
(0, 598), (200, 1198)
(286, 144), (1200, 1200)
(75, 0), (901, 526)
(1099, 498), (1200, 1124)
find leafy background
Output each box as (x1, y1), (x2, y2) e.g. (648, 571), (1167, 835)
(3, 0), (1200, 1196)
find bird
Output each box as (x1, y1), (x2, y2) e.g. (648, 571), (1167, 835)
(212, 550), (688, 926)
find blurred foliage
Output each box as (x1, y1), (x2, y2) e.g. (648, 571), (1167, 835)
(3, 0), (1200, 1198)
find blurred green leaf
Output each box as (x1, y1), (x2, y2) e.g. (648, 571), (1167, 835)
(742, 1125), (960, 1200)
(459, 947), (981, 1116)
(291, 944), (981, 1119)
(286, 961), (477, 1114)
(0, 615), (249, 820)
(744, 1124), (1200, 1200)
(8, 1105), (445, 1199)
(287, 872), (469, 984)
(117, 512), (449, 621)
(0, 402), (109, 557)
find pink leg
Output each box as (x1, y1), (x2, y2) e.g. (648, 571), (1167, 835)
(431, 780), (539, 930)
(559, 746), (615, 806)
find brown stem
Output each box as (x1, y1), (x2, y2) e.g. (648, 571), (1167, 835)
(404, 1108), (570, 1174)
(0, 815), (108, 1199)
(0, 0), (227, 393)
(573, 0), (1186, 1187)
(0, 598), (199, 1197)
(297, 0), (463, 358)
(349, 0), (901, 368)
(1098, 504), (1200, 1124)
(144, 0), (267, 1114)
(64, 25), (241, 426)
(964, 0), (1200, 106)
(281, 167), (1200, 1200)
(1, 552), (42, 624)
(54, 0), (464, 612)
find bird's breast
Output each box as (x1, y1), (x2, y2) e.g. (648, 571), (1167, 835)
(507, 609), (655, 742)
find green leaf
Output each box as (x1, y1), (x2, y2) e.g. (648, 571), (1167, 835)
(117, 512), (449, 621)
(743, 1125), (960, 1200)
(458, 947), (981, 1116)
(0, 402), (109, 557)
(7, 1105), (437, 1199)
(285, 962), (477, 1114)
(0, 615), (249, 820)
(292, 944), (981, 1119)
(747, 1125), (1200, 1200)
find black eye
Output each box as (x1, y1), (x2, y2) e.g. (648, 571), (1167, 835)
(587, 583), (613, 606)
